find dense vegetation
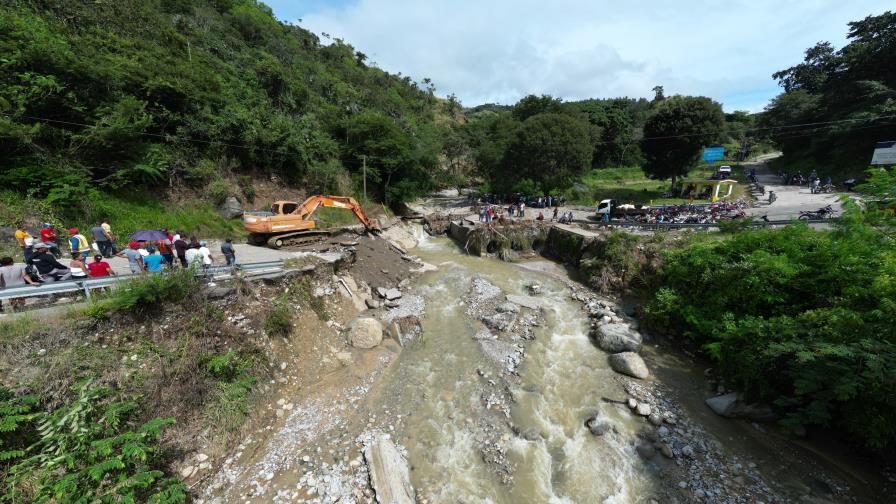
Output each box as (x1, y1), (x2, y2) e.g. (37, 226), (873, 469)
(458, 90), (756, 196)
(761, 11), (896, 178)
(0, 0), (453, 228)
(0, 266), (296, 501)
(639, 170), (896, 449)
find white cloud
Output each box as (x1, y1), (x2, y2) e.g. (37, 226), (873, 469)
(291, 0), (892, 111)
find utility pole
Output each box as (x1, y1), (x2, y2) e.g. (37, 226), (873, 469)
(361, 155), (367, 204)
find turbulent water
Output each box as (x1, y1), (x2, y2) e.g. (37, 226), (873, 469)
(380, 232), (657, 503)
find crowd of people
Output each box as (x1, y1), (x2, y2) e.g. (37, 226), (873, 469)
(1, 219), (240, 310)
(477, 203), (576, 224)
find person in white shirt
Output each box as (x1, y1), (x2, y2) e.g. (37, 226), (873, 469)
(198, 241), (213, 266)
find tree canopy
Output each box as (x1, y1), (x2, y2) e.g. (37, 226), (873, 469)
(641, 96), (725, 185)
(761, 11), (896, 177)
(497, 113), (593, 193)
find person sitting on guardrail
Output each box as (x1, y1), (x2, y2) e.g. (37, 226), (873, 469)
(0, 256), (40, 312)
(69, 253), (88, 279)
(29, 243), (71, 281)
(143, 247), (165, 273)
(123, 242), (144, 274)
(87, 254), (115, 277)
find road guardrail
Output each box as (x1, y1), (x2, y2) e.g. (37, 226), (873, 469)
(0, 260), (285, 303)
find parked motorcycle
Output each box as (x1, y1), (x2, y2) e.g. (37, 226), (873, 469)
(799, 205), (835, 220)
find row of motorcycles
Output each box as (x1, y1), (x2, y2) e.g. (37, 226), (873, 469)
(623, 200), (749, 224)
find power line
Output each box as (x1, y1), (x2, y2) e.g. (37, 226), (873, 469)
(594, 113), (896, 145)
(5, 110), (896, 151)
(1, 113), (296, 157)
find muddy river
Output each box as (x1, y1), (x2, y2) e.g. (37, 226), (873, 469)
(378, 233), (657, 502)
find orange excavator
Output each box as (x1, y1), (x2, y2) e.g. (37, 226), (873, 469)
(243, 195), (379, 248)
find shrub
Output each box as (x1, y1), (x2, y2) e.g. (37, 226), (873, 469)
(264, 303), (292, 337)
(1, 382), (187, 503)
(91, 268), (199, 318)
(206, 179), (231, 205)
(238, 175), (256, 204)
(643, 223), (896, 448)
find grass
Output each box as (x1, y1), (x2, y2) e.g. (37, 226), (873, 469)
(567, 165), (751, 206)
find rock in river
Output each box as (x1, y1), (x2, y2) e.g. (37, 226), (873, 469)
(350, 317), (384, 349)
(595, 323), (642, 353)
(364, 436), (415, 504)
(608, 352), (650, 379)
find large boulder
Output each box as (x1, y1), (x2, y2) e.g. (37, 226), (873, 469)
(705, 392), (776, 421)
(608, 352), (650, 379)
(595, 323), (642, 353)
(364, 436), (415, 504)
(217, 196), (243, 219)
(350, 317), (384, 349)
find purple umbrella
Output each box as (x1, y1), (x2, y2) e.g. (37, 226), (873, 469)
(130, 230), (168, 241)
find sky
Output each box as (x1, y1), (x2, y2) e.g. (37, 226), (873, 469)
(264, 0), (892, 112)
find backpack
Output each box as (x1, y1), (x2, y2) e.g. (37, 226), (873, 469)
(25, 264), (44, 283)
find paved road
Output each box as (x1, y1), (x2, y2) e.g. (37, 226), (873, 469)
(101, 242), (313, 276)
(745, 155), (844, 221)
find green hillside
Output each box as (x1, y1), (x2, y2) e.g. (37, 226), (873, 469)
(0, 0), (452, 225)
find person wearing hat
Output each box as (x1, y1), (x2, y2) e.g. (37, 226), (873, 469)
(29, 242), (71, 281)
(68, 228), (91, 262)
(123, 242), (145, 275)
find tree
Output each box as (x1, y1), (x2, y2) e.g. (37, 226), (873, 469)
(511, 94), (563, 122)
(652, 85), (665, 102)
(342, 112), (413, 201)
(641, 96), (725, 186)
(498, 113), (592, 192)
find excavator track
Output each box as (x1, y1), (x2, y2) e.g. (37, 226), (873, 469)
(263, 230), (334, 249)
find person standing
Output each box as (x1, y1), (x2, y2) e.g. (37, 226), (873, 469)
(143, 247), (165, 273)
(520, 202), (526, 218)
(552, 207), (559, 221)
(174, 234), (189, 268)
(198, 241), (214, 267)
(221, 238), (236, 266)
(100, 218), (116, 253)
(15, 223), (33, 262)
(90, 222), (112, 257)
(68, 228), (91, 261)
(39, 224), (61, 257)
(157, 236), (175, 267)
(124, 243), (144, 275)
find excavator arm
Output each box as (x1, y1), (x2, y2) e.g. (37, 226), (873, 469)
(295, 195), (380, 232)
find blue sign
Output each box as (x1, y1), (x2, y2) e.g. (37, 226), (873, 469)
(702, 147), (725, 163)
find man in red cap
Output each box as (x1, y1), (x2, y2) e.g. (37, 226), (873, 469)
(123, 242), (144, 275)
(68, 228), (90, 261)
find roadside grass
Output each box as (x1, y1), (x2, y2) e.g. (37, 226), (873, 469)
(567, 165), (751, 206)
